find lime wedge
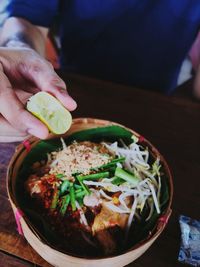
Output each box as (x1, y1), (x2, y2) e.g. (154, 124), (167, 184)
(27, 92), (72, 134)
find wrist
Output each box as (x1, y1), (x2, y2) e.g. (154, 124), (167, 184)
(0, 17), (46, 56)
(1, 31), (34, 49)
(2, 38), (31, 49)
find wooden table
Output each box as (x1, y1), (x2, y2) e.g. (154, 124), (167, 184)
(0, 73), (199, 267)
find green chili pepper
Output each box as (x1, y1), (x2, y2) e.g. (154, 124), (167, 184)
(60, 194), (70, 215)
(115, 167), (140, 186)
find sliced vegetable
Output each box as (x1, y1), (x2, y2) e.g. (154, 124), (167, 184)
(75, 201), (88, 226)
(99, 189), (112, 200)
(74, 184), (82, 190)
(145, 198), (154, 221)
(56, 173), (65, 179)
(75, 188), (82, 194)
(152, 159), (161, 176)
(83, 180), (118, 191)
(77, 176), (90, 195)
(126, 197), (138, 235)
(69, 184), (76, 211)
(60, 194), (70, 215)
(77, 171), (109, 181)
(60, 180), (70, 195)
(115, 167), (140, 186)
(104, 202), (130, 213)
(131, 134), (139, 143)
(146, 180), (160, 214)
(75, 190), (86, 198)
(76, 196), (84, 207)
(112, 176), (125, 185)
(99, 157), (125, 169)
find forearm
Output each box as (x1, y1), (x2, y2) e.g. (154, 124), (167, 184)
(0, 17), (47, 56)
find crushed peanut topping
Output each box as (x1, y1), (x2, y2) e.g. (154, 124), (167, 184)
(49, 141), (113, 179)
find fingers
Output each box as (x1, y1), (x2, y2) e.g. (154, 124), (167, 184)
(0, 70), (49, 139)
(19, 58), (77, 111)
(0, 115), (29, 142)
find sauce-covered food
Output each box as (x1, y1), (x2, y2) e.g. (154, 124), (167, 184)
(24, 131), (167, 257)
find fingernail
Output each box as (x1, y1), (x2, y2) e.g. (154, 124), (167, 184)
(70, 98), (77, 108)
(61, 93), (77, 110)
(67, 97), (77, 110)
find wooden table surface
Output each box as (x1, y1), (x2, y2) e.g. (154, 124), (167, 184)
(0, 73), (199, 267)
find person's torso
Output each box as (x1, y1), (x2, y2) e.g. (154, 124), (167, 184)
(59, 0), (200, 92)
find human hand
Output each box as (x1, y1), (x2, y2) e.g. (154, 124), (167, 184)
(0, 48), (77, 142)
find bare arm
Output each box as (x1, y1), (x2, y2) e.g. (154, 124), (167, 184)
(0, 17), (47, 55)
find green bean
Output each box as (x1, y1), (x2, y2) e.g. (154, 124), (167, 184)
(77, 197), (84, 207)
(74, 184), (82, 190)
(60, 194), (70, 215)
(100, 157), (126, 169)
(107, 166), (117, 175)
(69, 184), (76, 211)
(60, 180), (70, 195)
(77, 176), (90, 195)
(75, 190), (86, 198)
(75, 188), (82, 193)
(77, 171), (109, 181)
(115, 167), (140, 186)
(112, 176), (125, 185)
(56, 173), (65, 179)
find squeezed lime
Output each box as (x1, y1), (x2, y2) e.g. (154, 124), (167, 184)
(27, 92), (72, 134)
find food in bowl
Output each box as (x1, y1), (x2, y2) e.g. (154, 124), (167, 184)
(19, 125), (169, 258)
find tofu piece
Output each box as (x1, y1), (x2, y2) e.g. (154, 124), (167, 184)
(92, 204), (128, 254)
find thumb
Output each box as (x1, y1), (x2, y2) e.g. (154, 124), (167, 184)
(0, 69), (49, 139)
(18, 58), (77, 111)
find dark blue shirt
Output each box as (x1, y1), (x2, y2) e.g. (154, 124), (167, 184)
(6, 0), (200, 92)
